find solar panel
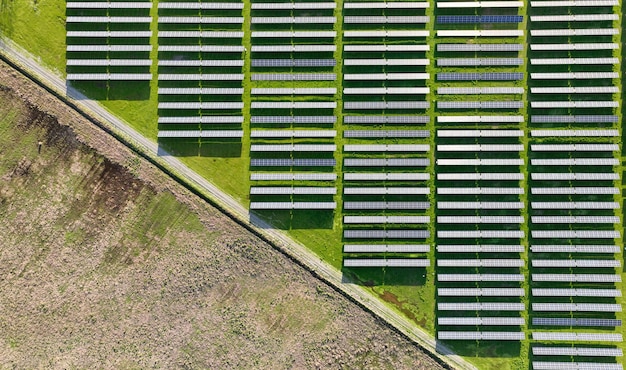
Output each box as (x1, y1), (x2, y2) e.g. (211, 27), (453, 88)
(344, 73), (430, 81)
(438, 231), (525, 238)
(251, 17), (336, 24)
(438, 303), (525, 311)
(252, 31), (336, 38)
(251, 102), (336, 109)
(532, 230), (620, 239)
(251, 73), (336, 81)
(531, 130), (619, 137)
(344, 1), (430, 8)
(437, 144), (523, 151)
(251, 59), (336, 67)
(533, 362), (623, 370)
(251, 45), (336, 52)
(530, 245), (620, 253)
(250, 144), (336, 152)
(250, 173), (337, 181)
(531, 86), (619, 94)
(343, 230), (430, 239)
(531, 101), (618, 109)
(437, 30), (523, 37)
(344, 44), (430, 52)
(531, 144), (618, 151)
(344, 158), (429, 166)
(438, 288), (524, 296)
(251, 2), (336, 9)
(438, 101), (523, 109)
(250, 187), (336, 195)
(344, 130), (430, 138)
(438, 73), (523, 81)
(345, 187), (430, 195)
(158, 74), (244, 81)
(532, 333), (623, 342)
(531, 115), (618, 123)
(437, 44), (523, 52)
(438, 158), (522, 166)
(250, 116), (336, 124)
(343, 87), (429, 95)
(438, 87), (524, 94)
(437, 245), (524, 253)
(531, 158), (618, 165)
(532, 274), (621, 283)
(437, 259), (523, 267)
(437, 130), (523, 137)
(343, 31), (429, 38)
(67, 45), (152, 52)
(533, 318), (621, 327)
(68, 2), (152, 8)
(343, 244), (430, 253)
(159, 17), (244, 24)
(438, 332), (525, 341)
(438, 187), (524, 195)
(344, 173), (430, 181)
(158, 31), (244, 38)
(158, 102), (243, 110)
(438, 202), (524, 209)
(530, 0), (618, 6)
(158, 60), (243, 67)
(344, 16), (430, 23)
(343, 259), (430, 267)
(344, 202), (430, 210)
(532, 347), (623, 357)
(250, 159), (335, 167)
(159, 2), (244, 10)
(438, 216), (523, 223)
(533, 303), (622, 312)
(438, 317), (525, 326)
(531, 173), (618, 181)
(532, 216), (619, 224)
(531, 58), (618, 65)
(531, 72), (619, 80)
(438, 274), (524, 282)
(67, 31), (152, 38)
(531, 28), (618, 36)
(531, 14), (618, 21)
(438, 173), (524, 180)
(531, 43), (618, 51)
(157, 130), (243, 138)
(158, 88), (243, 95)
(438, 116), (524, 123)
(344, 216), (429, 224)
(344, 101), (430, 110)
(67, 59), (151, 66)
(344, 116), (429, 124)
(531, 202), (619, 210)
(250, 130), (336, 138)
(437, 15), (523, 23)
(436, 1), (524, 7)
(67, 16), (152, 23)
(250, 202), (336, 210)
(251, 88), (336, 95)
(67, 73), (152, 81)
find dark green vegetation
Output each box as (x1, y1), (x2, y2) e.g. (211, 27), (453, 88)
(0, 76), (445, 369)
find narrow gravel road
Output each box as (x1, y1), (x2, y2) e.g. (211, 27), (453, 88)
(0, 37), (477, 370)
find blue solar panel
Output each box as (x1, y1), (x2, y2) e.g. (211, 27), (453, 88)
(438, 73), (524, 81)
(437, 15), (523, 24)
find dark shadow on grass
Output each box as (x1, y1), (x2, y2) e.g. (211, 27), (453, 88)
(157, 138), (242, 158)
(341, 266), (427, 287)
(436, 338), (522, 359)
(66, 80), (151, 101)
(250, 209), (335, 230)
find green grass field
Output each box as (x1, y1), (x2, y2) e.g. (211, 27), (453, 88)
(1, 1), (624, 369)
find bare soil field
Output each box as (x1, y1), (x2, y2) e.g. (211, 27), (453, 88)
(0, 61), (444, 369)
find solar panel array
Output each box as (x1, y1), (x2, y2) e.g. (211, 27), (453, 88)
(246, 0), (338, 208)
(527, 0), (623, 355)
(66, 1), (152, 81)
(340, 0), (431, 266)
(435, 2), (527, 341)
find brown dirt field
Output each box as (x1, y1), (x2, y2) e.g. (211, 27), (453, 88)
(0, 61), (445, 369)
